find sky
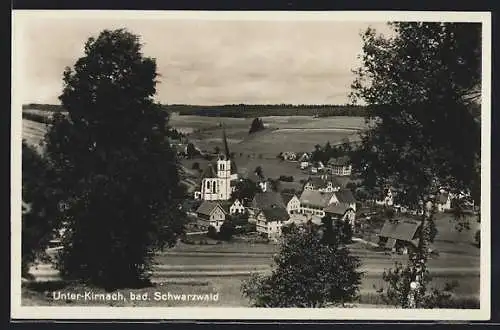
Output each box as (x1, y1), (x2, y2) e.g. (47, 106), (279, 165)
(15, 13), (394, 105)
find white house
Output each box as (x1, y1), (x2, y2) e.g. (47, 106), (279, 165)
(281, 193), (301, 215)
(255, 206), (290, 241)
(229, 199), (246, 214)
(328, 156), (352, 176)
(299, 152), (311, 162)
(375, 187), (394, 207)
(196, 201), (227, 231)
(299, 190), (337, 217)
(436, 191), (452, 212)
(300, 161), (310, 170)
(282, 151), (297, 161)
(303, 175), (341, 193)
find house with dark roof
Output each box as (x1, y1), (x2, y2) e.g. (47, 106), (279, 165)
(281, 192), (300, 215)
(328, 156), (352, 176)
(255, 205), (291, 240)
(249, 191), (286, 223)
(299, 190), (336, 217)
(331, 189), (357, 211)
(196, 200), (227, 231)
(378, 218), (421, 253)
(303, 174), (341, 193)
(324, 203), (356, 228)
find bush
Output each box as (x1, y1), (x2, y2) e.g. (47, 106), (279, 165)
(219, 221), (235, 241)
(249, 117), (265, 134)
(207, 226), (218, 239)
(278, 175), (294, 182)
(242, 223), (362, 307)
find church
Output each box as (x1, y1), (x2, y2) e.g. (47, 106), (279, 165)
(195, 125), (239, 201)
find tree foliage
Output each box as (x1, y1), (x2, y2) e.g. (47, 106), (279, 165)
(350, 22), (481, 307)
(241, 222), (362, 307)
(249, 117), (265, 134)
(218, 221), (235, 241)
(321, 215), (354, 246)
(21, 141), (61, 276)
(231, 178), (262, 206)
(44, 29), (185, 289)
(186, 143), (199, 158)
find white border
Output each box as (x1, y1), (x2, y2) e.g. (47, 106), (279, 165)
(11, 10), (491, 321)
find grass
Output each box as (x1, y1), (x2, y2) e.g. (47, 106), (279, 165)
(22, 277), (249, 307)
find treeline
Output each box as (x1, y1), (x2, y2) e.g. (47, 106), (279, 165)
(22, 103), (65, 112)
(22, 112), (52, 124)
(22, 103), (369, 118)
(162, 104), (369, 117)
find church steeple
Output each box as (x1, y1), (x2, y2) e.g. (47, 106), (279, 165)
(222, 122), (231, 159)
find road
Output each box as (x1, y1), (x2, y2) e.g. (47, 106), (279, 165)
(28, 246), (480, 297)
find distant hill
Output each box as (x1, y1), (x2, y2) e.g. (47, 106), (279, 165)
(162, 104), (369, 118)
(22, 103), (369, 118)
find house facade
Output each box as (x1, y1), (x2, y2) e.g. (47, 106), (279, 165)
(299, 190), (336, 217)
(249, 191), (286, 223)
(328, 156), (352, 176)
(325, 203), (356, 228)
(255, 207), (290, 240)
(229, 199), (246, 214)
(196, 201), (227, 231)
(282, 151), (297, 161)
(281, 193), (301, 215)
(436, 191), (452, 212)
(303, 174), (341, 193)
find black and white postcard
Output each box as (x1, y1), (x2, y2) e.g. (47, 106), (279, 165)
(11, 10), (491, 320)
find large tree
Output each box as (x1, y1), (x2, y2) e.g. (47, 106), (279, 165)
(21, 141), (61, 277)
(231, 178), (261, 206)
(44, 29), (185, 289)
(350, 22), (481, 307)
(241, 222), (362, 307)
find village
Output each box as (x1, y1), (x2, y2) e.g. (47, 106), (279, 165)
(174, 126), (476, 254)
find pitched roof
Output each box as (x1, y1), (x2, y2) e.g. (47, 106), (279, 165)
(325, 203), (354, 215)
(329, 156), (351, 166)
(306, 175), (341, 189)
(196, 201), (225, 216)
(252, 191), (285, 210)
(378, 219), (420, 241)
(281, 192), (297, 205)
(299, 190), (335, 208)
(335, 189), (356, 204)
(260, 206), (290, 222)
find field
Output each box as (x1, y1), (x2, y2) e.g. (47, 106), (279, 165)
(171, 113), (367, 157)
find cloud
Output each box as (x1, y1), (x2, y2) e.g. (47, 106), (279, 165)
(17, 16), (392, 105)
